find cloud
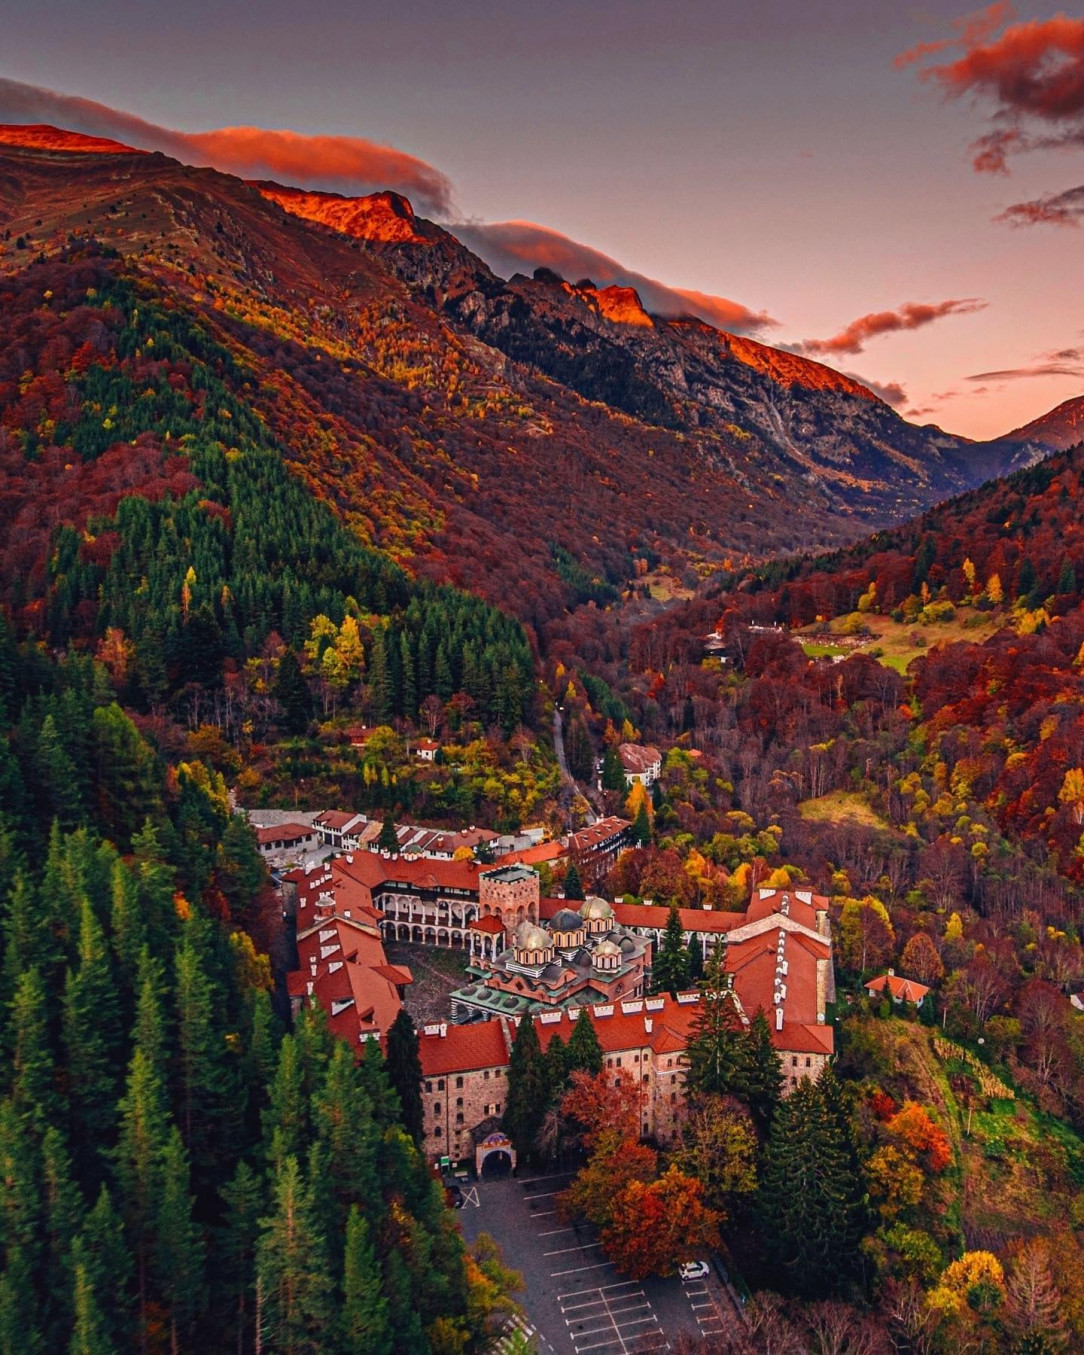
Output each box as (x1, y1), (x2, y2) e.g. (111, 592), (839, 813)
(799, 299), (986, 357)
(996, 182), (1084, 225)
(966, 362), (1084, 381)
(0, 76), (454, 214)
(898, 9), (1084, 173)
(453, 219), (776, 335)
(842, 374), (908, 407)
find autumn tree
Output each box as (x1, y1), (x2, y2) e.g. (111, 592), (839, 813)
(601, 1168), (719, 1281)
(557, 1132), (657, 1228)
(560, 1067), (640, 1152)
(671, 1095), (758, 1214)
(900, 931), (945, 986)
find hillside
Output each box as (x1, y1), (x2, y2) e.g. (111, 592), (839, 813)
(1004, 393), (1084, 452)
(0, 125), (1043, 639)
(255, 177), (1025, 524)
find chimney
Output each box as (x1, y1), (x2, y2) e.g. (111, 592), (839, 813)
(439, 1023), (447, 1038)
(775, 1007), (783, 1031)
(644, 1017), (653, 1034)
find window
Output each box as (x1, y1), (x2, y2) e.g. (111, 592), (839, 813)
(484, 1070), (490, 1081)
(642, 1074), (649, 1084)
(456, 1113), (464, 1125)
(791, 1056), (798, 1068)
(495, 1102), (501, 1114)
(438, 1079), (445, 1091)
(434, 1126), (442, 1138)
(433, 1102), (441, 1115)
(805, 1057), (811, 1069)
(456, 1077), (464, 1090)
(456, 1097), (463, 1108)
(670, 1092), (677, 1104)
(666, 1058), (673, 1069)
(425, 1080), (433, 1093)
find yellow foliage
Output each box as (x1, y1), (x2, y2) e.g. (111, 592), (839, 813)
(230, 930), (272, 991)
(452, 845), (475, 861)
(944, 912), (964, 942)
(928, 1251), (1005, 1318)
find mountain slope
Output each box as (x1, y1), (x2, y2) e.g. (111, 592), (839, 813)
(0, 125), (1047, 632)
(1002, 393), (1084, 452)
(253, 179), (1023, 520)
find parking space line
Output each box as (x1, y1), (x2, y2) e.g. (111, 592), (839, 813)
(539, 1226), (575, 1237)
(551, 1261), (612, 1277)
(544, 1243), (600, 1256)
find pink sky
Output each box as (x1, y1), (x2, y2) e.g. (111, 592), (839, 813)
(2, 1), (1082, 440)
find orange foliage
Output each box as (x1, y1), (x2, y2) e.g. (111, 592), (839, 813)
(560, 1068), (641, 1152)
(886, 1102), (952, 1174)
(601, 1169), (720, 1281)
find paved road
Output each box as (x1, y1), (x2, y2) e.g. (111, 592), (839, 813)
(459, 1170), (736, 1355)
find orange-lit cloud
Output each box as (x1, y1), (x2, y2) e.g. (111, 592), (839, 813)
(0, 77), (453, 214)
(899, 10), (1084, 173)
(454, 220), (776, 335)
(843, 375), (908, 407)
(800, 299), (986, 357)
(997, 183), (1084, 225)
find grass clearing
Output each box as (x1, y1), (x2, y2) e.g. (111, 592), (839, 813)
(798, 609), (1006, 673)
(797, 790), (890, 830)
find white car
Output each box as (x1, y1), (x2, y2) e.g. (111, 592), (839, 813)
(679, 1261), (710, 1282)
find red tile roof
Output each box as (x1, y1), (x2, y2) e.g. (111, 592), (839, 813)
(469, 915), (506, 934)
(255, 822), (313, 845)
(418, 1020), (510, 1077)
(866, 973), (930, 1003)
(539, 896), (745, 935)
(569, 817), (631, 852)
(618, 743), (661, 775)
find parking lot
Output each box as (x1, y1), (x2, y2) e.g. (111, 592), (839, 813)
(458, 1170), (737, 1355)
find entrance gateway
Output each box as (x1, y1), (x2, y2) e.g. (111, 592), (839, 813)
(475, 1130), (516, 1178)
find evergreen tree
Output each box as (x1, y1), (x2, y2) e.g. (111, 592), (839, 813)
(385, 1012), (424, 1146)
(339, 1206), (392, 1355)
(257, 1155), (333, 1355)
(378, 812), (399, 855)
(600, 747), (626, 793)
(35, 716), (84, 832)
(563, 860), (585, 902)
(63, 899), (122, 1162)
(264, 1034), (307, 1171)
(545, 1033), (568, 1092)
(631, 800), (652, 847)
(40, 1126), (84, 1344)
(356, 1037), (402, 1129)
(565, 1007), (603, 1077)
(220, 1161), (262, 1355)
(382, 1249), (428, 1355)
(154, 1128), (204, 1350)
(733, 1011), (783, 1134)
(757, 1076), (865, 1295)
(313, 1043), (380, 1246)
(651, 905), (692, 996)
(11, 967), (56, 1132)
(503, 1017), (548, 1159)
(112, 1048), (169, 1346)
(368, 629), (392, 725)
(685, 941), (743, 1097)
(174, 920), (233, 1177)
(68, 1240), (115, 1355)
(78, 1188), (131, 1353)
(274, 650), (312, 735)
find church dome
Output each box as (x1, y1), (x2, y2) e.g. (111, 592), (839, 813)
(516, 923), (551, 952)
(550, 908), (585, 932)
(581, 896), (614, 921)
(594, 939), (621, 956)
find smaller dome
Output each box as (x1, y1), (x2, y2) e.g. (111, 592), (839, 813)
(619, 936), (637, 954)
(594, 939), (621, 957)
(516, 923), (551, 952)
(550, 908), (585, 932)
(581, 896), (614, 921)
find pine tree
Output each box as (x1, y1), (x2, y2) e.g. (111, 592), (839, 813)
(154, 1128), (204, 1351)
(220, 1162), (262, 1355)
(35, 715), (84, 832)
(274, 650), (312, 734)
(0, 1242), (43, 1354)
(601, 747), (626, 793)
(566, 1008), (603, 1077)
(631, 800), (652, 847)
(378, 812), (399, 855)
(68, 1240), (115, 1355)
(651, 905), (692, 996)
(733, 1011), (783, 1134)
(174, 921), (233, 1177)
(78, 1188), (131, 1353)
(11, 967), (56, 1132)
(385, 1011), (424, 1145)
(563, 860), (584, 901)
(339, 1206), (392, 1355)
(503, 1017), (548, 1159)
(112, 1048), (169, 1346)
(264, 1034), (307, 1171)
(545, 1033), (568, 1091)
(40, 1126), (84, 1344)
(63, 899), (122, 1161)
(257, 1155), (333, 1355)
(368, 629), (392, 724)
(313, 1044), (380, 1239)
(757, 1075), (865, 1295)
(685, 941), (743, 1097)
(356, 1037), (401, 1129)
(382, 1249), (428, 1355)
